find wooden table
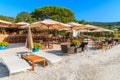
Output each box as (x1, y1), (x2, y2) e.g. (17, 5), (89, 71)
(102, 44), (110, 50)
(23, 54), (46, 71)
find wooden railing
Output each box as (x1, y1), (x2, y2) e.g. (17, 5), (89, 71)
(0, 34), (70, 43)
(0, 35), (26, 43)
(0, 34), (52, 43)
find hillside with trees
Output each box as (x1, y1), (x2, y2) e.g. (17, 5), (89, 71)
(91, 22), (120, 30)
(92, 22), (120, 26)
(0, 15), (14, 22)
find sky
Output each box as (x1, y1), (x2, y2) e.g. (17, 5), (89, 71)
(0, 0), (120, 22)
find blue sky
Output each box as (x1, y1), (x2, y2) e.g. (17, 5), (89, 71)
(0, 0), (120, 22)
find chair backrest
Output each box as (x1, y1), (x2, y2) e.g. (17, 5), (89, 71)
(61, 44), (70, 53)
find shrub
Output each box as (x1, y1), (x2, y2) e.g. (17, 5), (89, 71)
(113, 33), (120, 39)
(105, 38), (109, 42)
(0, 42), (9, 47)
(71, 40), (80, 46)
(58, 30), (66, 36)
(33, 42), (42, 49)
(94, 38), (99, 42)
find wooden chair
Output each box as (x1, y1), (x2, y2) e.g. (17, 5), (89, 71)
(48, 43), (53, 49)
(42, 43), (48, 50)
(61, 44), (68, 53)
(102, 44), (110, 50)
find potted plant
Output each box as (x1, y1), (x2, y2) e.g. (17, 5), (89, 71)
(32, 42), (42, 52)
(0, 42), (9, 50)
(71, 40), (80, 47)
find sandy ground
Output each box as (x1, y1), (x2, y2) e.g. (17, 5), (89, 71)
(0, 43), (120, 80)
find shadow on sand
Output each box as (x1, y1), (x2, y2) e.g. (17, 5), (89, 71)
(46, 50), (63, 56)
(7, 43), (25, 49)
(0, 62), (9, 78)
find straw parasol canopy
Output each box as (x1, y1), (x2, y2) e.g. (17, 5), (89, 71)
(92, 28), (114, 32)
(67, 22), (83, 26)
(58, 23), (71, 31)
(84, 24), (100, 30)
(31, 21), (49, 30)
(78, 29), (91, 32)
(25, 26), (33, 50)
(13, 22), (30, 29)
(31, 19), (70, 30)
(67, 22), (88, 30)
(0, 20), (12, 28)
(104, 29), (113, 32)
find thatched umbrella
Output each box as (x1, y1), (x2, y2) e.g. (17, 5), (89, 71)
(67, 22), (88, 30)
(0, 20), (12, 27)
(25, 26), (33, 52)
(92, 28), (113, 32)
(84, 24), (100, 31)
(31, 19), (71, 36)
(92, 28), (114, 37)
(9, 22), (30, 35)
(31, 21), (48, 30)
(58, 23), (71, 31)
(31, 19), (69, 30)
(30, 19), (71, 45)
(67, 22), (89, 37)
(13, 22), (29, 29)
(0, 20), (13, 33)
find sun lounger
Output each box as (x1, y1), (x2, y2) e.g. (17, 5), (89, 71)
(1, 56), (31, 76)
(34, 50), (62, 64)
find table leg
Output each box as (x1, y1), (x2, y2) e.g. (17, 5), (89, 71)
(43, 60), (46, 68)
(32, 62), (35, 71)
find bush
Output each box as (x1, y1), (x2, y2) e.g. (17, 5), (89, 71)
(113, 33), (120, 39)
(0, 42), (9, 47)
(105, 38), (109, 42)
(94, 38), (99, 42)
(33, 42), (42, 49)
(71, 40), (80, 46)
(58, 30), (66, 36)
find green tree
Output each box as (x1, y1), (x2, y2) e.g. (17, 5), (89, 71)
(31, 6), (77, 23)
(78, 20), (93, 25)
(15, 12), (36, 23)
(79, 20), (86, 24)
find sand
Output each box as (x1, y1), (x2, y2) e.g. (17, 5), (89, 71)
(0, 43), (120, 80)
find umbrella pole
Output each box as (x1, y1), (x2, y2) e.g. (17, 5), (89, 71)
(47, 25), (50, 49)
(87, 29), (89, 43)
(29, 49), (32, 53)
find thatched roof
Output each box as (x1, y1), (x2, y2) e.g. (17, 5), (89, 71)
(67, 22), (83, 26)
(84, 24), (100, 30)
(67, 22), (88, 30)
(92, 28), (113, 32)
(14, 22), (29, 29)
(0, 19), (12, 28)
(31, 19), (70, 30)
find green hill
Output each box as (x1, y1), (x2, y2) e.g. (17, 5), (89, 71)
(92, 22), (120, 26)
(0, 15), (14, 23)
